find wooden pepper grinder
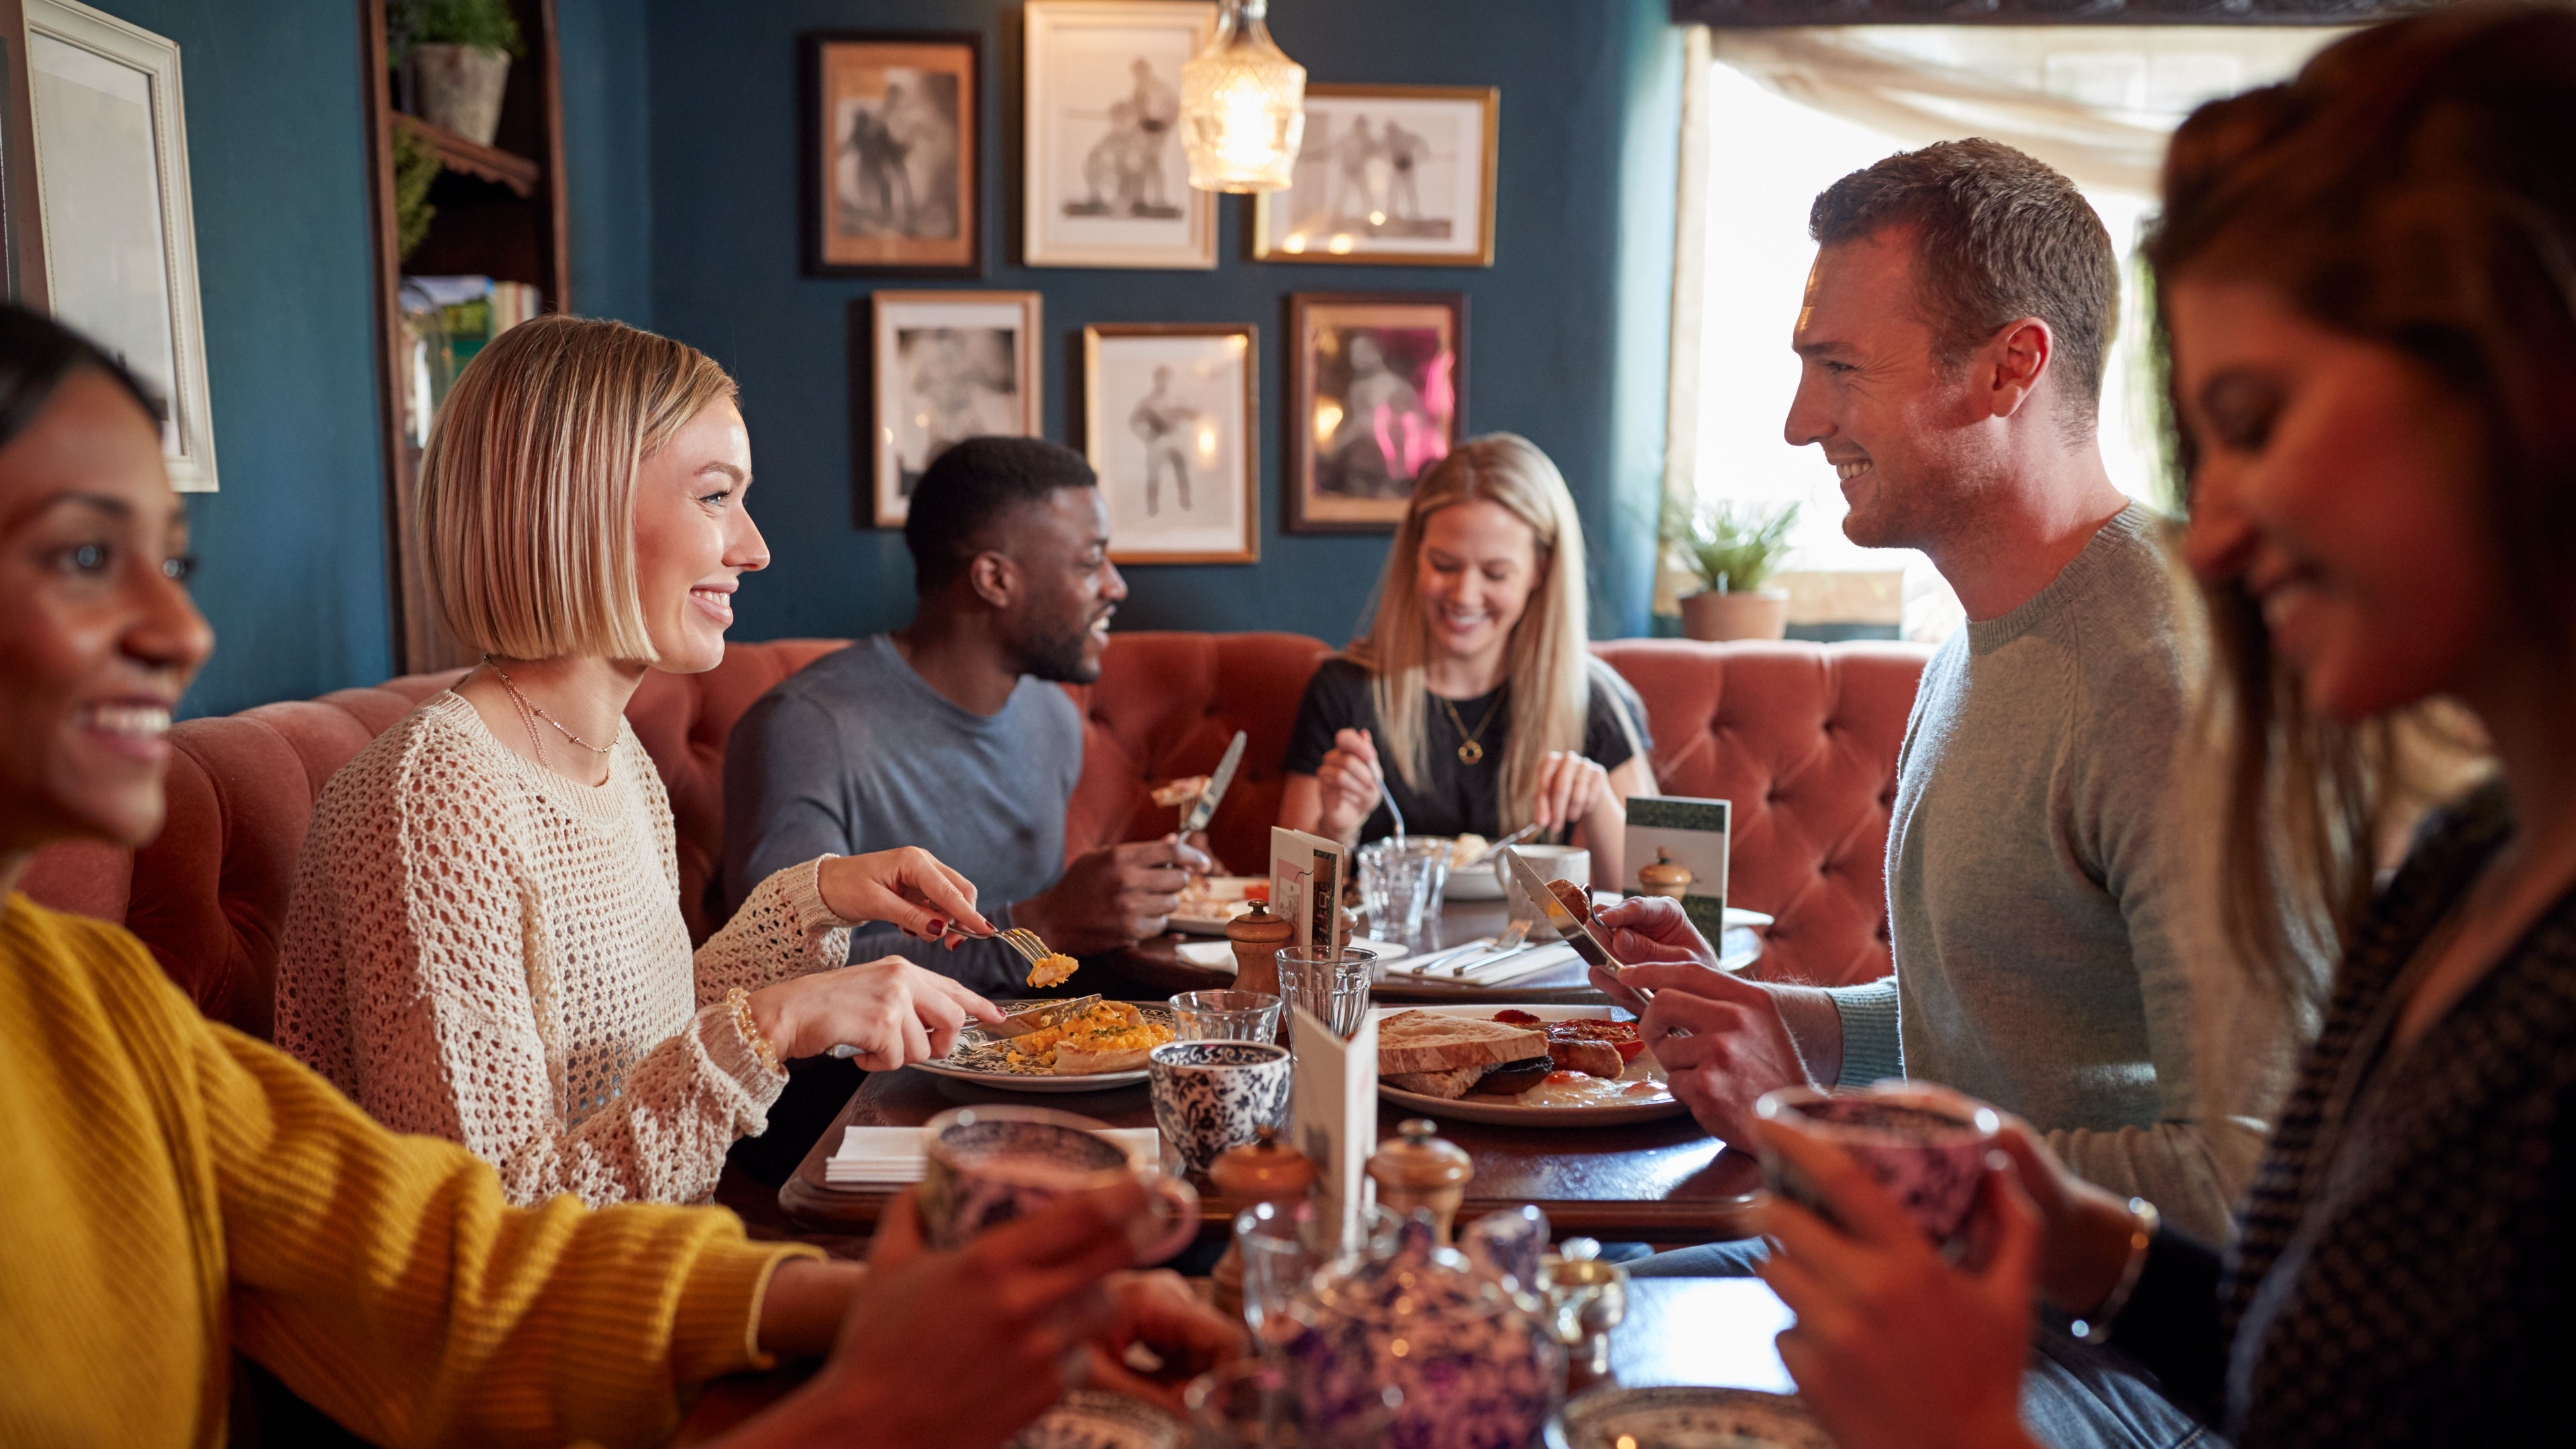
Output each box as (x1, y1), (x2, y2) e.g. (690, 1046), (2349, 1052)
(1206, 1125), (1318, 1321)
(1638, 847), (1695, 901)
(1368, 1118), (1474, 1244)
(1226, 898), (1293, 998)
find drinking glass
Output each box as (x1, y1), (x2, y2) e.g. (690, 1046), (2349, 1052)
(1274, 946), (1376, 1039)
(1357, 837), (1450, 946)
(1233, 1199), (1401, 1346)
(1169, 989), (1285, 1044)
(1185, 1358), (1401, 1448)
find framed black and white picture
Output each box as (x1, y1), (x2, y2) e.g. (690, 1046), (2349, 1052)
(1287, 293), (1466, 534)
(1081, 323), (1256, 565)
(1022, 0), (1217, 270)
(1252, 85), (1499, 268)
(803, 32), (981, 276)
(11, 0), (217, 490)
(867, 290), (1042, 526)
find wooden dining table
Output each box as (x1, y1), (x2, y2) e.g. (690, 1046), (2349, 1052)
(1111, 894), (1765, 1004)
(778, 1060), (1765, 1246)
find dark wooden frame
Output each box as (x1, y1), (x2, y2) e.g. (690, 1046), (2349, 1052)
(1077, 322), (1261, 565)
(0, 0), (46, 307)
(1250, 84), (1503, 268)
(800, 30), (983, 278)
(1285, 291), (1468, 535)
(865, 288), (1044, 527)
(1672, 0), (2434, 21)
(361, 0), (569, 675)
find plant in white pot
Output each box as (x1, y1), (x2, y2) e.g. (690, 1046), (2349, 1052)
(397, 0), (525, 149)
(1668, 499), (1801, 642)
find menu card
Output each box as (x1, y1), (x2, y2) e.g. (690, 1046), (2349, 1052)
(1269, 826), (1349, 958)
(1291, 1003), (1379, 1252)
(1625, 795), (1731, 941)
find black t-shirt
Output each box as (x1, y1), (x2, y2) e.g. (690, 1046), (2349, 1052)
(1282, 656), (1654, 843)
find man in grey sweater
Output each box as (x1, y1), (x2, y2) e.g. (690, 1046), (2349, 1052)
(1601, 142), (2279, 1254)
(722, 438), (1210, 1001)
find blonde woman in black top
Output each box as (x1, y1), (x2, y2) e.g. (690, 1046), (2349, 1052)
(1279, 433), (1654, 890)
(1744, 10), (2576, 1448)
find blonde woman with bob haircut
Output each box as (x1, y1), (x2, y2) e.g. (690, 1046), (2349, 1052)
(1281, 433), (1654, 889)
(277, 315), (1008, 1208)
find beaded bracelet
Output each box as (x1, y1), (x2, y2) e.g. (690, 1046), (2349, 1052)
(2072, 1197), (2159, 1345)
(727, 987), (785, 1079)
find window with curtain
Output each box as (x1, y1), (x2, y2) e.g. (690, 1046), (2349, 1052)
(1668, 25), (2347, 641)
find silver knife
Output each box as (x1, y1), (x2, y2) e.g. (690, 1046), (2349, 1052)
(1181, 731), (1248, 835)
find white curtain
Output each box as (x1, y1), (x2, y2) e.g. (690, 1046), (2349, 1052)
(1707, 25), (2348, 197)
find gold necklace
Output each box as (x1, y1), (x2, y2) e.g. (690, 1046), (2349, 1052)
(1439, 691), (1505, 765)
(482, 657), (615, 761)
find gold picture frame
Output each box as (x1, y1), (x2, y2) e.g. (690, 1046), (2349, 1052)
(1251, 85), (1500, 268)
(804, 32), (981, 276)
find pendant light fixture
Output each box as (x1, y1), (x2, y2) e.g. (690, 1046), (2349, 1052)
(1180, 0), (1306, 193)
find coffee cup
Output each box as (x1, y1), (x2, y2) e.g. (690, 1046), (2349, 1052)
(917, 1104), (1200, 1262)
(1752, 1083), (2002, 1250)
(1150, 1039), (1293, 1176)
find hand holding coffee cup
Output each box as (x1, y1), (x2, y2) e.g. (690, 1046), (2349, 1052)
(1752, 1083), (2002, 1252)
(917, 1105), (1201, 1263)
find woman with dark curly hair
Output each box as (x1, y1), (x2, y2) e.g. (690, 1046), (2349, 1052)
(1746, 9), (2576, 1448)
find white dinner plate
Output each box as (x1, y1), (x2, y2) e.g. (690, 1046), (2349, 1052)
(906, 1002), (1179, 1093)
(1369, 1003), (1690, 1128)
(1166, 875), (1269, 934)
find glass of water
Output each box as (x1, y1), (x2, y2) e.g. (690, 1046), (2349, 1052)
(1232, 1199), (1401, 1347)
(1169, 989), (1285, 1044)
(1273, 946), (1376, 1038)
(1356, 837), (1451, 946)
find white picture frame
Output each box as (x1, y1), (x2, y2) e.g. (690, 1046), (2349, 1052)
(21, 0), (217, 491)
(1022, 0), (1217, 270)
(1252, 85), (1499, 267)
(1081, 323), (1257, 565)
(868, 289), (1043, 526)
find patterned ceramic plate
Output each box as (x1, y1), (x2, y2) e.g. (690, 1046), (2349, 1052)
(1005, 1389), (1186, 1449)
(909, 1002), (1179, 1093)
(1547, 1385), (1837, 1449)
(1370, 1003), (1693, 1127)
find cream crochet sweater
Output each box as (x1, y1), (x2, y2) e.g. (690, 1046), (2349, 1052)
(275, 691), (854, 1208)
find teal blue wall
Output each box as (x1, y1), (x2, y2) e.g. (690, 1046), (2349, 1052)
(635, 0), (1681, 647)
(96, 0), (393, 718)
(87, 0), (1678, 714)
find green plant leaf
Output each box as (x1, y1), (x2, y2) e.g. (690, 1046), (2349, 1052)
(400, 0), (525, 60)
(1660, 498), (1802, 593)
(390, 124), (441, 261)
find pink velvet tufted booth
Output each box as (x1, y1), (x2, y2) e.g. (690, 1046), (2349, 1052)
(18, 633), (1927, 1038)
(1598, 639), (1933, 989)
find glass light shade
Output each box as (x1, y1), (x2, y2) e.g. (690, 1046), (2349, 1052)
(1181, 0), (1306, 193)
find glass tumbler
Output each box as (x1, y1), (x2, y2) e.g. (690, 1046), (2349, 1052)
(1169, 989), (1285, 1044)
(1233, 1199), (1402, 1348)
(1274, 946), (1375, 1039)
(1357, 837), (1450, 946)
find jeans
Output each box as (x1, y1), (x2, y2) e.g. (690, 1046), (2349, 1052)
(1627, 1239), (2220, 1449)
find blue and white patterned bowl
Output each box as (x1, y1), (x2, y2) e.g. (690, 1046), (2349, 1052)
(1148, 1039), (1291, 1175)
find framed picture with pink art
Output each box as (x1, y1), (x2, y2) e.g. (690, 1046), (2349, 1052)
(1285, 292), (1466, 534)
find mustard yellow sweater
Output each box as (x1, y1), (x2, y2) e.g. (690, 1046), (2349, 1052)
(0, 894), (821, 1448)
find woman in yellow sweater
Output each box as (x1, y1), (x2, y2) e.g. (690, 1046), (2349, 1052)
(0, 305), (1236, 1446)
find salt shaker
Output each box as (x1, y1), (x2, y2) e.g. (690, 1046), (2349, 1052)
(1367, 1118), (1474, 1244)
(1226, 898), (1293, 998)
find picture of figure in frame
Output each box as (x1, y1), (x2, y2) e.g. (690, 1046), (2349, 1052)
(806, 34), (980, 276)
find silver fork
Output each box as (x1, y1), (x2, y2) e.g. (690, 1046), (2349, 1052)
(1450, 919), (1534, 975)
(975, 927), (1054, 967)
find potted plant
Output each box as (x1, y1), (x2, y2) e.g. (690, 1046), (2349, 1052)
(395, 0), (525, 149)
(1668, 499), (1800, 642)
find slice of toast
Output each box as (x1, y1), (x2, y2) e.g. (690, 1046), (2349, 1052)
(1375, 1010), (1548, 1076)
(1385, 1063), (1485, 1099)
